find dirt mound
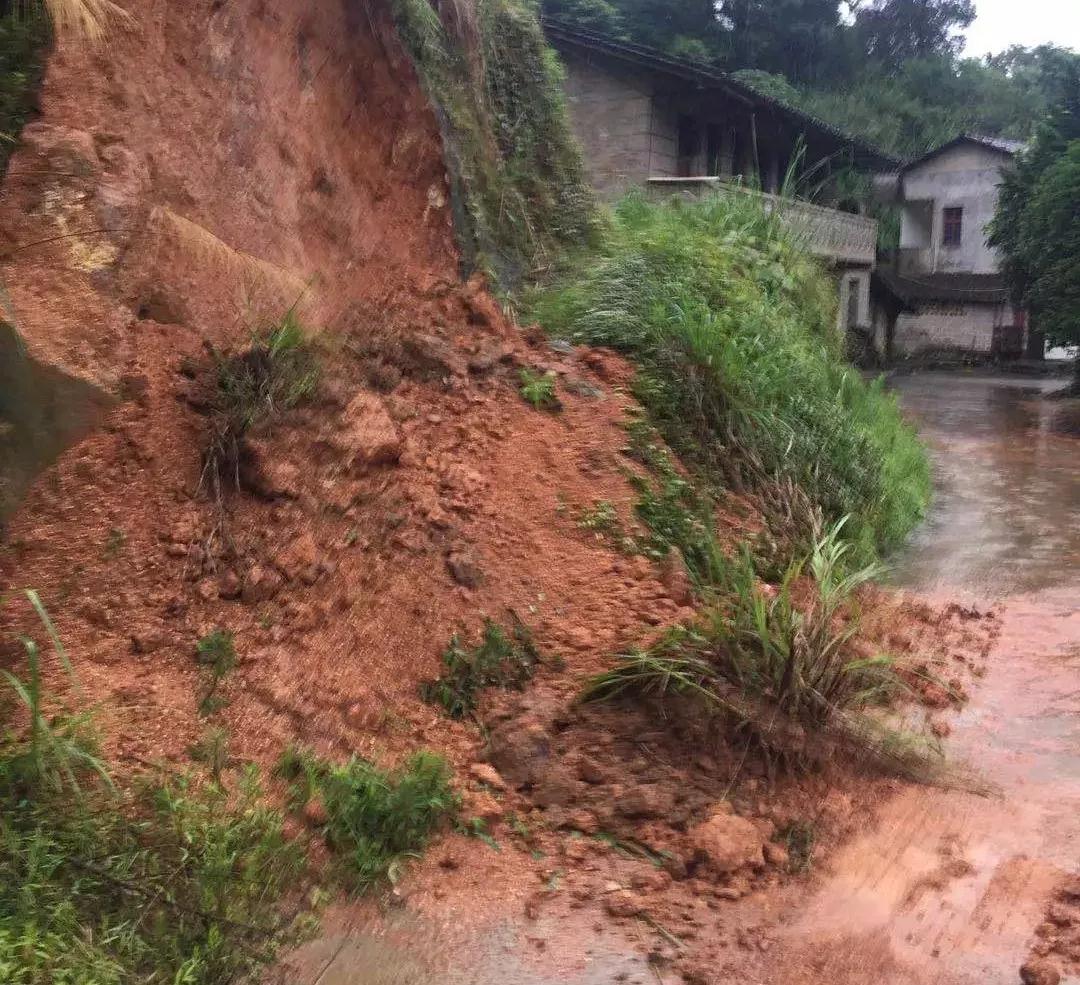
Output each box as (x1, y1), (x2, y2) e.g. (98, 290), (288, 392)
(0, 0), (698, 775)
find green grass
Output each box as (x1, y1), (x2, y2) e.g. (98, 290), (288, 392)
(519, 367), (559, 410)
(204, 309), (318, 490)
(276, 747), (458, 890)
(1, 9), (50, 178)
(420, 618), (542, 719)
(0, 591), (302, 985)
(529, 191), (931, 563)
(580, 521), (935, 776)
(195, 629), (236, 718)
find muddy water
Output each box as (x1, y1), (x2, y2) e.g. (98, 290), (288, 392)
(888, 372), (1080, 597)
(763, 371), (1080, 985)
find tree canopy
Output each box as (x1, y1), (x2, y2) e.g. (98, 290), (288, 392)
(990, 73), (1080, 366)
(541, 0), (1080, 158)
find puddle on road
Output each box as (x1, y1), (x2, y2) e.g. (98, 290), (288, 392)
(887, 372), (1080, 597)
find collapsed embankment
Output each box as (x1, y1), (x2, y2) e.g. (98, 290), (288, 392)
(0, 2), (995, 982)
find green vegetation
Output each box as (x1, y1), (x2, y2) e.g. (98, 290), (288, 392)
(276, 747), (458, 889)
(1, 7), (49, 176)
(531, 192), (930, 562)
(420, 618), (541, 719)
(776, 819), (817, 873)
(518, 367), (559, 410)
(388, 0), (598, 286)
(0, 590), (302, 985)
(195, 629), (237, 718)
(581, 521), (933, 775)
(990, 78), (1080, 385)
(543, 0), (1080, 158)
(204, 309), (318, 490)
(582, 521), (895, 725)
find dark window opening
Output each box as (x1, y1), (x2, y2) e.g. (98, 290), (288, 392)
(942, 207), (963, 248)
(677, 115), (701, 177)
(846, 278), (861, 329)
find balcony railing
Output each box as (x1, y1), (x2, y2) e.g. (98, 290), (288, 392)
(645, 177), (878, 267)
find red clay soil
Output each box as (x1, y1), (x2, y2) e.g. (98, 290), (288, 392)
(0, 2), (1000, 981)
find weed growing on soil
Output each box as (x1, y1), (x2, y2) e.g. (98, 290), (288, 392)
(421, 618), (542, 719)
(581, 521), (927, 774)
(189, 726), (231, 784)
(195, 628), (236, 717)
(203, 309), (318, 491)
(519, 367), (559, 410)
(276, 747), (458, 890)
(0, 592), (302, 984)
(1, 8), (49, 177)
(777, 820), (817, 873)
(577, 499), (638, 554)
(529, 192), (930, 561)
(387, 0), (598, 285)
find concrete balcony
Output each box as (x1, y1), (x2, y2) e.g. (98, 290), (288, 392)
(645, 177), (878, 267)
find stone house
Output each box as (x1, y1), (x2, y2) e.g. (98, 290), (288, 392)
(872, 135), (1031, 359)
(542, 20), (902, 336)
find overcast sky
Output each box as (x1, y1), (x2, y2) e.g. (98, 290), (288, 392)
(961, 0), (1080, 57)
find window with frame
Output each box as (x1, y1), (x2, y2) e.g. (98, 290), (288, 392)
(942, 206), (963, 248)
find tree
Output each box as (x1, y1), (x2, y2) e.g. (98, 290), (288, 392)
(1016, 142), (1080, 371)
(990, 72), (1080, 384)
(852, 0), (974, 72)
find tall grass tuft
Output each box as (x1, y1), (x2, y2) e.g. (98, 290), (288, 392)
(202, 308), (318, 492)
(529, 191), (931, 562)
(581, 520), (938, 777)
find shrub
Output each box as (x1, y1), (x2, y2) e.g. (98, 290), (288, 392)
(529, 192), (930, 561)
(203, 309), (318, 490)
(0, 591), (302, 985)
(519, 367), (559, 410)
(276, 748), (458, 889)
(420, 618), (541, 719)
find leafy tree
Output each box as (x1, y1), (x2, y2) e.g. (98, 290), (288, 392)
(1016, 142), (1080, 367)
(990, 72), (1080, 382)
(851, 0), (975, 72)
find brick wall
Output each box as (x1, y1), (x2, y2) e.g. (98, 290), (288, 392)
(558, 48), (656, 199)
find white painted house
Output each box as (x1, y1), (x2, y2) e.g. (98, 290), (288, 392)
(873, 135), (1032, 360)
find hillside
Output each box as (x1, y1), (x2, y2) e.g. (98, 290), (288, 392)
(0, 2), (992, 982)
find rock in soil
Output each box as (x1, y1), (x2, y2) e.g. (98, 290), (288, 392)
(687, 810), (766, 874)
(469, 763), (507, 790)
(487, 721), (551, 788)
(604, 890), (646, 918)
(615, 784), (671, 819)
(1020, 959), (1061, 985)
(338, 392), (403, 469)
(446, 550), (484, 588)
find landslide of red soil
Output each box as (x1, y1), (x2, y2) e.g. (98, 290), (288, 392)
(0, 1), (1001, 979)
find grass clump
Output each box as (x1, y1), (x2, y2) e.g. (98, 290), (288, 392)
(0, 590), (302, 985)
(195, 628), (236, 718)
(276, 747), (458, 889)
(519, 367), (559, 410)
(529, 192), (930, 562)
(582, 521), (932, 776)
(420, 618), (541, 719)
(203, 309), (318, 491)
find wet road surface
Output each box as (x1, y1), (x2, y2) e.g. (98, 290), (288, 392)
(764, 371), (1080, 985)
